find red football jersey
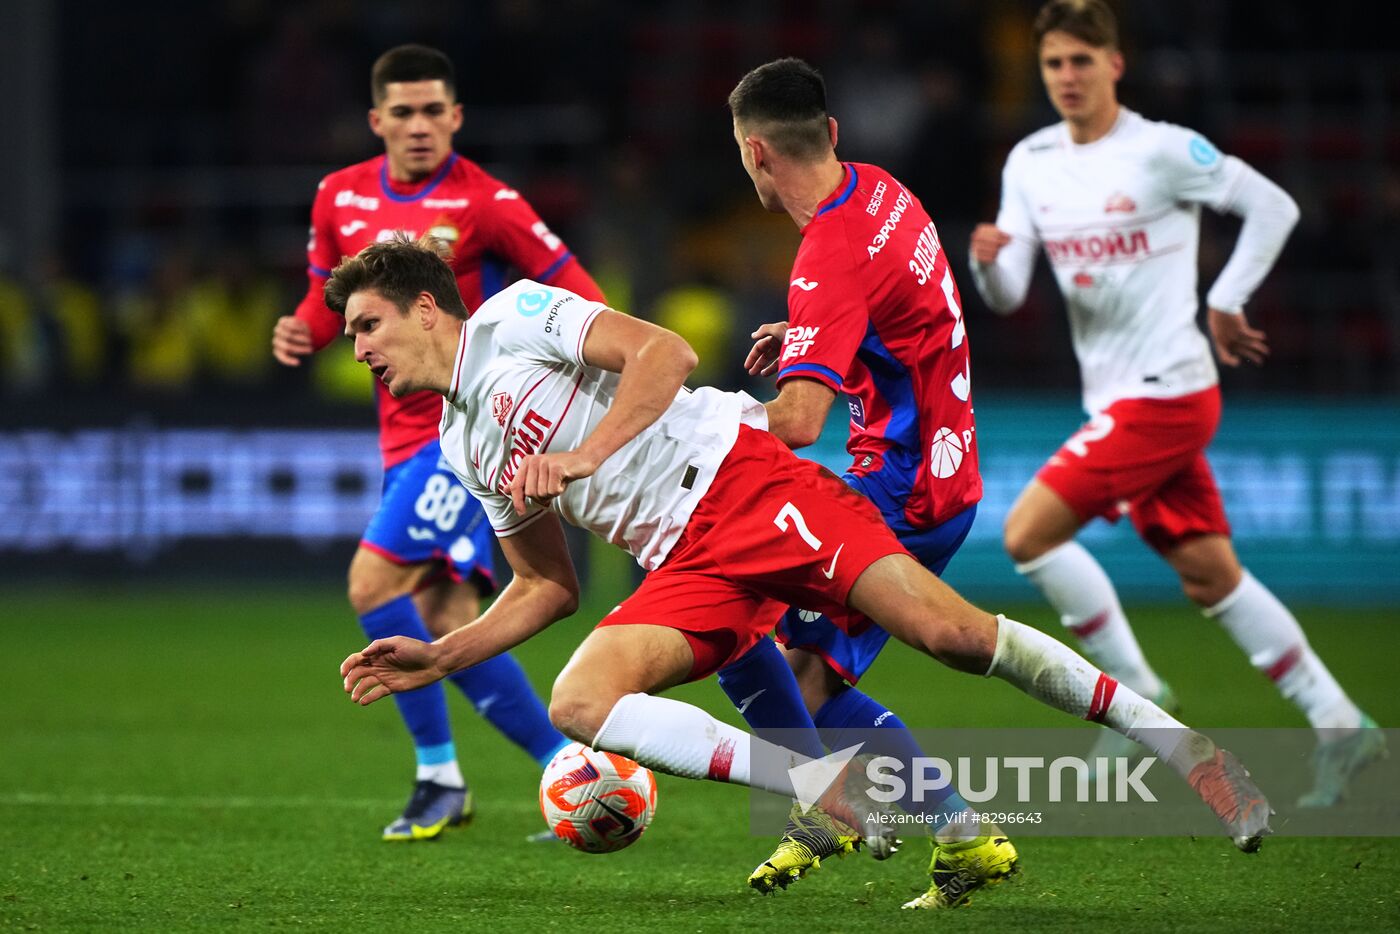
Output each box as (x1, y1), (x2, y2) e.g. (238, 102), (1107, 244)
(295, 152), (603, 467)
(776, 162), (981, 532)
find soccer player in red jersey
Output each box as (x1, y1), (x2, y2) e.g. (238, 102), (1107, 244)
(271, 45), (604, 840)
(331, 237), (1273, 908)
(714, 58), (994, 906)
(970, 0), (1382, 806)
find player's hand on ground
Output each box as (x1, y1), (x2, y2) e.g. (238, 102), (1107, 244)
(341, 636), (443, 705)
(509, 451), (598, 515)
(272, 315), (315, 366)
(745, 321), (789, 376)
(969, 224), (1013, 265)
(1209, 308), (1269, 367)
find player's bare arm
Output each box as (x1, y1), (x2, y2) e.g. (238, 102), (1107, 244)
(507, 311), (698, 514)
(764, 377), (836, 450)
(342, 513), (578, 704)
(744, 320), (788, 376)
(969, 224), (1013, 265)
(271, 315), (315, 366)
(1208, 308), (1270, 367)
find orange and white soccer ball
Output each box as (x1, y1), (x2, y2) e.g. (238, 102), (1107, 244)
(539, 742), (658, 853)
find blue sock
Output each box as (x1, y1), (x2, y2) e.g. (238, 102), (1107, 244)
(717, 638), (825, 760)
(359, 594), (455, 766)
(815, 687), (972, 825)
(448, 654), (569, 767)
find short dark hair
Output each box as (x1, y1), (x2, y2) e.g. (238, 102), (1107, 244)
(324, 234), (469, 319)
(370, 44), (457, 105)
(1034, 0), (1119, 49)
(727, 58), (831, 162)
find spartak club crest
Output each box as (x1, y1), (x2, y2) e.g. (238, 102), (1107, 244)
(491, 391), (513, 427)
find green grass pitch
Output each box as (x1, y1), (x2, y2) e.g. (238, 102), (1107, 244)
(2, 581), (1396, 931)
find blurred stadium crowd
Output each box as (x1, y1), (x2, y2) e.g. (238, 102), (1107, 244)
(2, 0), (1396, 416)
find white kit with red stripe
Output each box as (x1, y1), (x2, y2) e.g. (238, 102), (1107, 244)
(439, 279), (767, 570)
(986, 108), (1251, 415)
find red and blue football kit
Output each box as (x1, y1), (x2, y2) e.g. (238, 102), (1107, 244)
(774, 162), (981, 681)
(294, 152), (604, 580)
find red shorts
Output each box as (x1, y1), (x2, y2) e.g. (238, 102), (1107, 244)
(1036, 387), (1231, 554)
(596, 425), (909, 681)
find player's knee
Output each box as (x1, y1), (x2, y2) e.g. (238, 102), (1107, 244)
(347, 575), (391, 615)
(1003, 519), (1048, 565)
(346, 564), (414, 616)
(916, 609), (1000, 674)
(1181, 573), (1234, 608)
(548, 678), (617, 744)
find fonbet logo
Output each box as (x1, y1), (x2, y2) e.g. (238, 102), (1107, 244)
(781, 325), (821, 362)
(334, 190), (379, 211)
(791, 748), (1160, 815)
(517, 288), (553, 317)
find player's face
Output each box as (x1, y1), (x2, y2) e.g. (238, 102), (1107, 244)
(370, 80), (463, 183)
(345, 289), (427, 397)
(1038, 31), (1123, 126)
(733, 119), (784, 214)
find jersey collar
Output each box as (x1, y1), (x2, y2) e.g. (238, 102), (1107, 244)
(447, 319), (471, 406)
(380, 152), (458, 202)
(812, 163), (858, 221)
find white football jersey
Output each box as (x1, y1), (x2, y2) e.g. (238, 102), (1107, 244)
(439, 280), (767, 571)
(996, 107), (1245, 414)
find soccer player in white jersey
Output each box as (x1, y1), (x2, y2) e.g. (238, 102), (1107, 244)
(328, 234), (1276, 896)
(969, 0), (1383, 806)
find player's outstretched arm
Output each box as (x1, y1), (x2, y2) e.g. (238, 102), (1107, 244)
(342, 636), (443, 705)
(342, 515), (578, 705)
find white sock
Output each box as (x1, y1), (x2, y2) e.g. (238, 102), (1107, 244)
(416, 760), (465, 787)
(1017, 542), (1164, 698)
(1205, 571), (1362, 732)
(592, 693), (807, 798)
(986, 616), (1206, 774)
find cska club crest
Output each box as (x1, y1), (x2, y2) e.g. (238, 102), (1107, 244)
(491, 391), (513, 427)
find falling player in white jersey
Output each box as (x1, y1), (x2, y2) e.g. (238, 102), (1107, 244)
(969, 0), (1383, 806)
(330, 235), (1275, 888)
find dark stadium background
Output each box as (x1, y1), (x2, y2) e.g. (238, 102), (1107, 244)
(2, 0), (1394, 596)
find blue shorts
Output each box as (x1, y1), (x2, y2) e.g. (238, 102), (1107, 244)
(774, 475), (976, 684)
(361, 440), (496, 596)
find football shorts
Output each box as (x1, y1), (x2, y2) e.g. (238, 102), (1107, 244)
(596, 426), (908, 681)
(1036, 387), (1231, 553)
(774, 498), (977, 684)
(361, 439), (496, 595)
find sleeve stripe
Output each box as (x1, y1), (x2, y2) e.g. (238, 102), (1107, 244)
(308, 264), (332, 278)
(575, 305), (605, 365)
(535, 252), (574, 283)
(777, 362), (843, 386)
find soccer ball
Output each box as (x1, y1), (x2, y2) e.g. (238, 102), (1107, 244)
(539, 742), (658, 853)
